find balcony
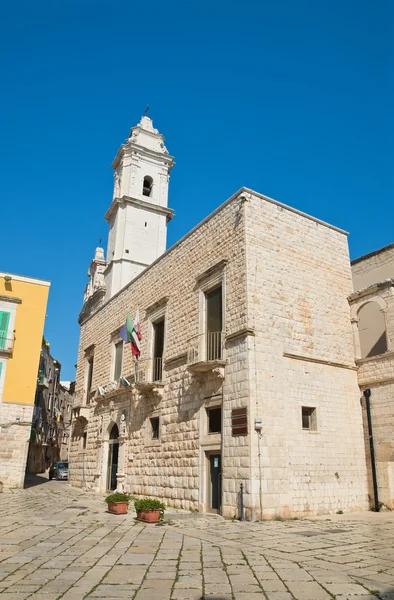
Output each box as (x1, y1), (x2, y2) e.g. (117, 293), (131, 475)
(187, 332), (226, 378)
(134, 358), (164, 398)
(0, 335), (14, 354)
(37, 374), (49, 389)
(71, 398), (90, 421)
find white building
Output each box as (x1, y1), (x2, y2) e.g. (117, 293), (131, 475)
(71, 115), (369, 519)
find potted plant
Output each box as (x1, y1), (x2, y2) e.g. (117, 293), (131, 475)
(105, 492), (131, 515)
(134, 498), (165, 523)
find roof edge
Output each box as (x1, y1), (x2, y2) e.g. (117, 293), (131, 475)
(243, 188), (349, 235)
(351, 242), (394, 266)
(0, 273), (51, 287)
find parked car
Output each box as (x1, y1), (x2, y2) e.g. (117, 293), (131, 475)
(49, 461), (69, 480)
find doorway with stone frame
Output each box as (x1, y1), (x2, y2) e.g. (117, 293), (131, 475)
(206, 450), (222, 513)
(106, 423), (119, 492)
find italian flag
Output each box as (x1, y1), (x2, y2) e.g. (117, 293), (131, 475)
(120, 310), (142, 359)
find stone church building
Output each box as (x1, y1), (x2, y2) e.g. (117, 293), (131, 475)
(350, 245), (394, 511)
(70, 115), (371, 519)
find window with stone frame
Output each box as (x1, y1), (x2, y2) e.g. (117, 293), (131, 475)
(302, 407), (317, 431)
(113, 340), (123, 381)
(207, 406), (222, 433)
(81, 431), (87, 450)
(85, 356), (94, 403)
(150, 417), (160, 440)
(152, 319), (165, 381)
(205, 286), (223, 360)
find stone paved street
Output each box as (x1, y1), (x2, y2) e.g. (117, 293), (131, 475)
(0, 479), (394, 600)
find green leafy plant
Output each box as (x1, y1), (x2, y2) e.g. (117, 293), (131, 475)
(134, 498), (165, 513)
(104, 493), (131, 504)
(336, 509), (343, 514)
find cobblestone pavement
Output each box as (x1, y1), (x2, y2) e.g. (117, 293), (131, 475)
(0, 479), (393, 600)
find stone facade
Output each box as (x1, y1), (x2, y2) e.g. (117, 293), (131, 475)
(350, 245), (394, 509)
(26, 342), (64, 474)
(0, 403), (34, 488)
(352, 243), (394, 290)
(245, 194), (368, 517)
(71, 117), (369, 519)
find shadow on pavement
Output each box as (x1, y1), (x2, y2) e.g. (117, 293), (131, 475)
(24, 473), (50, 488)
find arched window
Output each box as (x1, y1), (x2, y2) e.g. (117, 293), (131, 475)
(109, 423), (119, 440)
(358, 301), (388, 358)
(143, 176), (153, 197)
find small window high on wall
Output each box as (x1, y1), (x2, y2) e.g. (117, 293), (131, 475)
(143, 176), (153, 197)
(358, 301), (388, 358)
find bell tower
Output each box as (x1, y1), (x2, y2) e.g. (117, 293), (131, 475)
(104, 115), (175, 298)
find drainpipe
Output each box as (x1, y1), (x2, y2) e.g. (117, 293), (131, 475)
(363, 389), (379, 512)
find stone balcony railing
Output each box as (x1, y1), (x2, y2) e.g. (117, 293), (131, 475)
(134, 358), (165, 398)
(187, 332), (226, 378)
(72, 397), (90, 421)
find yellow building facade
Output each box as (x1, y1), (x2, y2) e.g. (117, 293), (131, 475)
(0, 272), (50, 488)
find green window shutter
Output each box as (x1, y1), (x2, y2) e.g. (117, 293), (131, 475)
(0, 362), (2, 379)
(0, 312), (10, 350)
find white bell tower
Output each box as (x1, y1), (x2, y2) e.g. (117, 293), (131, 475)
(104, 115), (175, 299)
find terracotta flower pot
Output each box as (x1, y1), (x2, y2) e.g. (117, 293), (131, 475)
(137, 509), (163, 523)
(107, 501), (128, 515)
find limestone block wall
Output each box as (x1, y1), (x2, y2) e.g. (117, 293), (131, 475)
(357, 355), (394, 509)
(244, 191), (368, 517)
(0, 403), (33, 488)
(350, 282), (394, 508)
(352, 245), (394, 291)
(71, 195), (250, 510)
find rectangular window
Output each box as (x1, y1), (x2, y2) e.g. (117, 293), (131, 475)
(207, 407), (222, 433)
(81, 432), (87, 449)
(302, 407), (317, 430)
(153, 319), (164, 381)
(114, 341), (123, 381)
(0, 311), (10, 350)
(206, 287), (222, 360)
(85, 358), (94, 402)
(150, 417), (160, 440)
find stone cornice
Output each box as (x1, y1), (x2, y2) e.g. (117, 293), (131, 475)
(283, 352), (358, 371)
(356, 351), (394, 365)
(84, 343), (96, 355)
(225, 328), (255, 342)
(145, 296), (169, 315)
(359, 375), (394, 387)
(104, 195), (175, 223)
(111, 143), (175, 171)
(196, 260), (228, 283)
(348, 279), (394, 303)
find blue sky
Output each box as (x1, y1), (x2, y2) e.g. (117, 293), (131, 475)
(1, 0), (393, 379)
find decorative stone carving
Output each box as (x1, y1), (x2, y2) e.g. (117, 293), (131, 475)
(212, 367), (225, 379)
(116, 473), (126, 493)
(109, 400), (115, 421)
(120, 412), (127, 437)
(113, 171), (121, 199)
(97, 415), (103, 439)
